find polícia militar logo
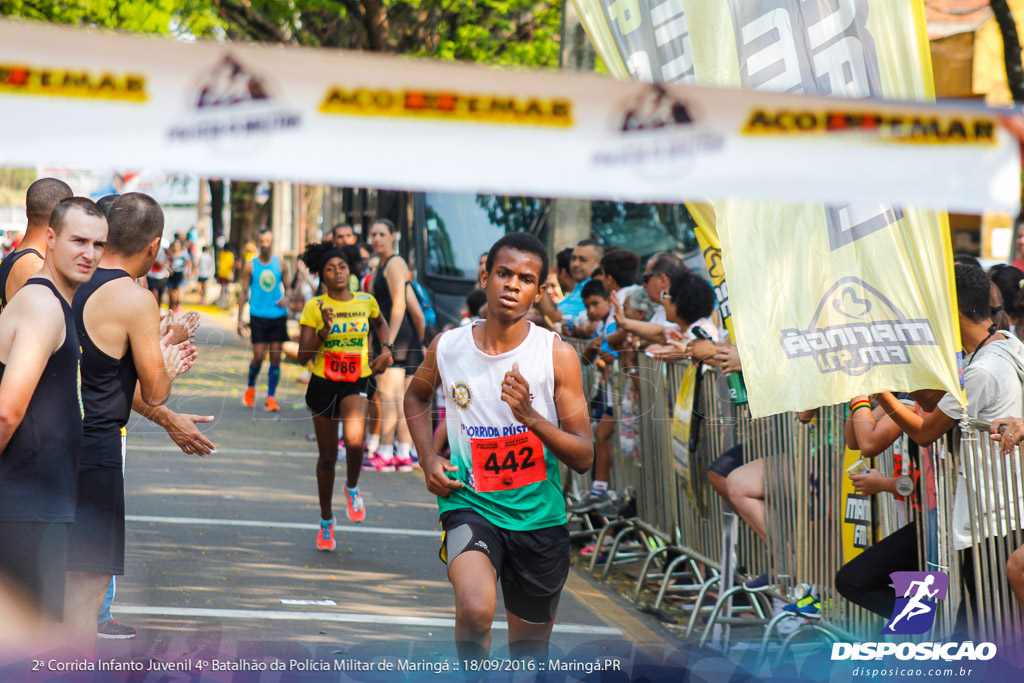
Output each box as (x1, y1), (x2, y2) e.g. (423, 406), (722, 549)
(885, 571), (949, 635)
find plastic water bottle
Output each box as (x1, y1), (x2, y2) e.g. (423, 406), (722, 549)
(726, 371), (748, 405)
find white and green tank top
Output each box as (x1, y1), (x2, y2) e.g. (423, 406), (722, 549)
(436, 321), (566, 530)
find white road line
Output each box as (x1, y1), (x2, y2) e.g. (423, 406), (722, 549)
(126, 514), (439, 538)
(112, 605), (622, 636)
(130, 444), (315, 458)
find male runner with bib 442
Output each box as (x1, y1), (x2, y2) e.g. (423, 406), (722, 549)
(405, 233), (593, 661)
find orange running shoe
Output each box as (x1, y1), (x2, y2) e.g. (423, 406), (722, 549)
(344, 486), (366, 523)
(316, 517), (336, 551)
(265, 396), (280, 412)
(242, 386), (255, 408)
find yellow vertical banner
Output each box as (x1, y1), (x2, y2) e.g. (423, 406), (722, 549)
(687, 202), (735, 343)
(572, 0), (964, 417)
(841, 447), (871, 563)
(671, 364), (706, 515)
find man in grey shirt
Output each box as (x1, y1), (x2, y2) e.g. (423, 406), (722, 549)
(878, 263), (1024, 632)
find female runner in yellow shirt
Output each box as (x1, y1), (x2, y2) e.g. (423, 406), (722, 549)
(298, 241), (392, 551)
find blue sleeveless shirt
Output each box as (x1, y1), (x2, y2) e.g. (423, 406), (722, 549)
(250, 255), (287, 319)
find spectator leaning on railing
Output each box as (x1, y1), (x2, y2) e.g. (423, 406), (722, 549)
(876, 263), (1024, 633)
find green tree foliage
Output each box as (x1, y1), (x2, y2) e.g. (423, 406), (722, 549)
(0, 0), (561, 248)
(0, 0), (222, 36)
(0, 0), (561, 67)
(214, 0), (560, 66)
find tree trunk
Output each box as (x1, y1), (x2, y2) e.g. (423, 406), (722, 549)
(209, 179), (225, 243)
(229, 181), (258, 257)
(993, 0), (1024, 232)
(992, 0), (1024, 102)
(303, 185), (324, 245)
(361, 0), (388, 51)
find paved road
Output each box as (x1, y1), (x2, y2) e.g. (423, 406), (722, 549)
(81, 307), (687, 678)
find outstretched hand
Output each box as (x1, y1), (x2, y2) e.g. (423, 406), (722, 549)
(163, 412), (216, 456)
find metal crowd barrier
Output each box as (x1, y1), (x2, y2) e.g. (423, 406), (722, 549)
(943, 420), (1024, 642)
(559, 336), (1024, 652)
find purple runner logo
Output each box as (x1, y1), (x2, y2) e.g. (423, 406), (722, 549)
(885, 571), (948, 635)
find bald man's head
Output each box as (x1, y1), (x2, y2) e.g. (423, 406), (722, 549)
(26, 178), (73, 227)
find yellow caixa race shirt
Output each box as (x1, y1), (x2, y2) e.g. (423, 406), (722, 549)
(299, 292), (380, 382)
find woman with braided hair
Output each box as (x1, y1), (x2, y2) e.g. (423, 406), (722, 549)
(297, 241), (392, 552)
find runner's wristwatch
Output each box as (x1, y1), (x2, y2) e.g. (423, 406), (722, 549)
(383, 342), (395, 352)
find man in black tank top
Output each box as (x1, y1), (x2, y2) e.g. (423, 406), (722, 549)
(63, 192), (206, 654)
(0, 198), (106, 638)
(0, 178), (72, 313)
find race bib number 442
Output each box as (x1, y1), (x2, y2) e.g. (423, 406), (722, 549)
(470, 430), (545, 493)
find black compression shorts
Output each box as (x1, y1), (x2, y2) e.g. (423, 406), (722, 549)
(439, 508), (570, 624)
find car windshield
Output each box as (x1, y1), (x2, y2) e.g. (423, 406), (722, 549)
(591, 201), (699, 259)
(423, 193), (546, 280)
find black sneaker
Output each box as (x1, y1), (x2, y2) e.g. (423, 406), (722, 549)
(98, 619), (137, 640)
(567, 490), (615, 514)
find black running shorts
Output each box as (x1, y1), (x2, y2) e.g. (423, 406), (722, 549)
(0, 521), (69, 619)
(146, 276), (167, 296)
(249, 315), (289, 344)
(66, 463), (126, 575)
(439, 508), (570, 624)
(305, 374), (370, 419)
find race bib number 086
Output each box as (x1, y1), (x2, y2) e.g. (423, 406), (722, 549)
(470, 430), (545, 493)
(324, 352), (362, 382)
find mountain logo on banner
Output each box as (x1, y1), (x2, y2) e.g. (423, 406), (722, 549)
(620, 85), (694, 133)
(591, 85), (721, 175)
(195, 55), (269, 109)
(167, 53), (301, 150)
(884, 571), (949, 635)
(780, 277), (937, 376)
